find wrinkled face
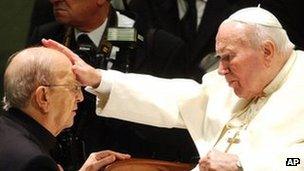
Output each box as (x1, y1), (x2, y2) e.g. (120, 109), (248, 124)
(216, 22), (267, 99)
(49, 0), (100, 27)
(48, 58), (83, 132)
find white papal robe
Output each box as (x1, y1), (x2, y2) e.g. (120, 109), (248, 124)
(87, 50), (304, 171)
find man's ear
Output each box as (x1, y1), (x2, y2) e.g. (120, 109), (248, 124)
(262, 40), (275, 68)
(34, 86), (50, 114)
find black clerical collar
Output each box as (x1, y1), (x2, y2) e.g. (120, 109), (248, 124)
(5, 108), (57, 155)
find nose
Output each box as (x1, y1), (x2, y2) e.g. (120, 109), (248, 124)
(218, 60), (230, 75)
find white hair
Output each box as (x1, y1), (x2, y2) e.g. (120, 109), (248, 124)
(3, 48), (54, 111)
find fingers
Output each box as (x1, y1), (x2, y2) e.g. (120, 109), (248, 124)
(41, 38), (80, 64)
(199, 156), (209, 169)
(95, 150), (131, 160)
(71, 63), (101, 87)
(81, 151), (130, 171)
(41, 38), (101, 87)
(199, 151), (216, 171)
(199, 150), (240, 171)
(57, 164), (64, 171)
(93, 155), (116, 169)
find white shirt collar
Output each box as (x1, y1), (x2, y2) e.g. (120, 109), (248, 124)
(177, 0), (208, 27)
(74, 18), (108, 47)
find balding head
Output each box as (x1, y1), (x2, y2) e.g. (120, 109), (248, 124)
(3, 47), (72, 110)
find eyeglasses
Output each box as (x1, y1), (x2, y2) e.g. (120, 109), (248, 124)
(44, 84), (82, 94)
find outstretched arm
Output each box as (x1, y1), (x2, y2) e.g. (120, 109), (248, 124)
(42, 39), (199, 128)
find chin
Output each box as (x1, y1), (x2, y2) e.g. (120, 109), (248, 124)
(68, 119), (74, 127)
(233, 87), (241, 96)
(234, 89), (247, 99)
(64, 119), (74, 128)
(64, 122), (74, 129)
(237, 92), (253, 100)
(54, 15), (70, 25)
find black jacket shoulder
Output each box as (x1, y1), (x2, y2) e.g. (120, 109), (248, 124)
(0, 115), (58, 171)
(27, 21), (65, 46)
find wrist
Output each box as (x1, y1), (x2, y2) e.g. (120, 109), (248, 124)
(92, 69), (101, 88)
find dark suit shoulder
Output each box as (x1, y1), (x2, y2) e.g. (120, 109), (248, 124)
(22, 155), (58, 171)
(27, 21), (65, 46)
(136, 29), (188, 78)
(0, 116), (56, 171)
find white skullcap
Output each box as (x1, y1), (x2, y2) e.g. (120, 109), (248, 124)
(227, 7), (282, 29)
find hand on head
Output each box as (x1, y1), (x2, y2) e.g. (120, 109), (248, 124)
(42, 39), (102, 88)
(79, 150), (131, 171)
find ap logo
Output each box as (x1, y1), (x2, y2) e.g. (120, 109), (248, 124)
(286, 158), (300, 166)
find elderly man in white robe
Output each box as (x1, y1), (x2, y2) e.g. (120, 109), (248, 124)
(43, 7), (304, 171)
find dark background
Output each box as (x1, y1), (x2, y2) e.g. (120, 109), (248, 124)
(0, 1), (33, 115)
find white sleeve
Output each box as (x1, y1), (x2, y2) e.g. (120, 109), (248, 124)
(85, 69), (118, 95)
(86, 69), (202, 128)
